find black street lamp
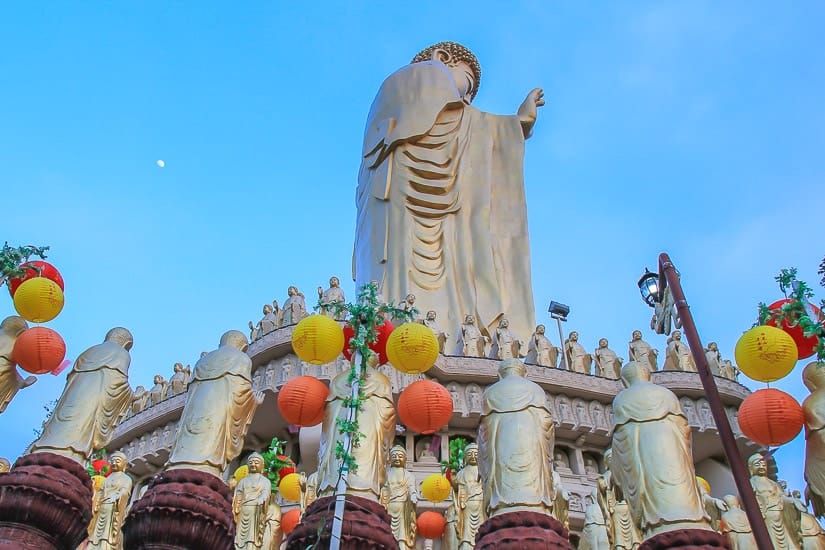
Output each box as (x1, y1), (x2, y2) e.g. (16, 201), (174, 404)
(638, 253), (772, 550)
(548, 301), (570, 369)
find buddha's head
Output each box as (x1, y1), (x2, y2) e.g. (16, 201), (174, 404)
(569, 331), (579, 342)
(536, 324), (545, 335)
(498, 358), (526, 379)
(220, 330), (249, 353)
(803, 361), (825, 392)
(631, 330), (642, 341)
(499, 318), (509, 328)
(0, 315), (28, 337)
(111, 452), (128, 473)
(105, 327), (134, 351)
(263, 304), (273, 314)
(723, 494), (740, 509)
(598, 338), (608, 348)
(464, 315), (475, 325)
(412, 42), (481, 103)
(330, 276), (339, 288)
(389, 445), (407, 468)
(174, 362), (183, 373)
(620, 361), (651, 387)
(464, 443), (479, 466)
(747, 453), (768, 477)
(426, 310), (437, 321)
(247, 452), (265, 474)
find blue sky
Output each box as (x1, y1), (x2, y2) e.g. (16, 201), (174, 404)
(2, 2), (823, 497)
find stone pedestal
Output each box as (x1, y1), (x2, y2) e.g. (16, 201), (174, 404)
(122, 468), (234, 550)
(0, 452), (93, 550)
(285, 495), (398, 550)
(475, 511), (573, 550)
(638, 528), (730, 550)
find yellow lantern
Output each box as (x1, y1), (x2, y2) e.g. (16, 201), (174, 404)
(92, 474), (106, 491)
(278, 472), (302, 501)
(734, 325), (798, 382)
(421, 473), (451, 503)
(233, 465), (249, 481)
(13, 277), (64, 323)
(386, 322), (439, 374)
(696, 476), (711, 494)
(291, 315), (345, 365)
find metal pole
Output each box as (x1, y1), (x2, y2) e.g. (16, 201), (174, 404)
(658, 253), (773, 550)
(329, 350), (362, 550)
(555, 317), (567, 369)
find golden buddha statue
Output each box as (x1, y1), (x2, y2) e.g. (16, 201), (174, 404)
(610, 361), (711, 538)
(86, 451), (132, 550)
(597, 448), (642, 549)
(525, 324), (559, 368)
(233, 452), (271, 550)
(478, 359), (554, 517)
(0, 457), (9, 473)
(353, 41), (544, 347)
(317, 361), (395, 501)
(720, 494), (756, 550)
(453, 443), (485, 549)
(803, 361), (825, 519)
(380, 445), (417, 550)
(260, 492), (282, 550)
(0, 315), (35, 414)
(166, 331), (264, 477)
(580, 490), (610, 550)
(748, 453), (801, 550)
(31, 328), (134, 465)
(299, 471), (318, 515)
(628, 330), (658, 372)
(442, 501), (459, 550)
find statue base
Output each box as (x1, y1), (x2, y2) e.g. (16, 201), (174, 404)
(285, 495), (398, 550)
(122, 468), (234, 550)
(0, 451), (93, 550)
(638, 527), (729, 550)
(475, 511), (573, 550)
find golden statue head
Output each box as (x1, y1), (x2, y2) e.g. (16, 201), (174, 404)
(568, 331), (579, 342)
(707, 341), (718, 351)
(0, 457), (10, 473)
(330, 276), (340, 287)
(263, 304), (273, 314)
(723, 494), (740, 509)
(631, 330), (642, 341)
(174, 362), (184, 373)
(620, 361), (651, 387)
(536, 324), (545, 335)
(747, 453), (768, 477)
(464, 314), (475, 325)
(219, 330), (249, 353)
(803, 361), (825, 392)
(672, 330), (682, 340)
(498, 358), (526, 379)
(0, 316), (28, 337)
(110, 451), (128, 473)
(412, 41), (481, 101)
(287, 286), (298, 296)
(247, 452), (265, 473)
(389, 445), (407, 467)
(105, 327), (134, 351)
(499, 318), (509, 328)
(598, 338), (608, 348)
(426, 310), (437, 321)
(464, 443), (479, 466)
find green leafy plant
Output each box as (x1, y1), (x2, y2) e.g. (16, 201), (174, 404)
(0, 242), (49, 288)
(440, 437), (469, 478)
(757, 267), (825, 361)
(261, 437), (295, 490)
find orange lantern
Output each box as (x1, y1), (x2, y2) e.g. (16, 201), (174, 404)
(277, 376), (329, 427)
(386, 322), (439, 374)
(291, 315), (344, 365)
(13, 277), (64, 323)
(282, 509), (301, 534)
(738, 388), (804, 447)
(397, 380), (453, 434)
(765, 299), (823, 360)
(417, 511), (447, 539)
(13, 327), (67, 375)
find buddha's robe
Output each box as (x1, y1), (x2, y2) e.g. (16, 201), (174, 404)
(87, 470), (132, 550)
(353, 60), (536, 343)
(167, 346), (257, 476)
(233, 472), (271, 550)
(611, 378), (709, 536)
(478, 372), (554, 517)
(32, 341), (132, 463)
(317, 367), (395, 501)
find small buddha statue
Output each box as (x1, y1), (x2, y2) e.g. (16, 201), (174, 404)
(149, 374), (168, 406)
(628, 329), (658, 372)
(422, 310), (448, 353)
(318, 276), (346, 320)
(458, 315), (485, 358)
(169, 362), (190, 395)
(593, 338), (622, 378)
(525, 324), (558, 368)
(86, 451), (132, 550)
(489, 318), (521, 360)
(564, 331), (592, 375)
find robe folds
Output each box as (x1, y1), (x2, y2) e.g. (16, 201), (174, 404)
(611, 379), (708, 535)
(32, 341), (132, 461)
(167, 346), (257, 474)
(354, 60), (535, 344)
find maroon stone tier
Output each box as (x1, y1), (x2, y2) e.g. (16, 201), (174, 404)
(286, 495), (399, 550)
(122, 468), (234, 550)
(475, 510), (574, 550)
(0, 452), (93, 550)
(639, 528), (730, 550)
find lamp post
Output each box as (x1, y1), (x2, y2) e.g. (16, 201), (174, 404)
(638, 253), (772, 550)
(548, 301), (570, 370)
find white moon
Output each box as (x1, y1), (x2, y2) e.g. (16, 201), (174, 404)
(156, 160), (165, 168)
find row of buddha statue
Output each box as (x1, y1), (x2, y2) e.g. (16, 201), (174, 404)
(126, 362), (194, 416)
(248, 278), (346, 341)
(4, 315), (825, 549)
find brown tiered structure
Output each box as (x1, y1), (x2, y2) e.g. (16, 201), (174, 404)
(122, 468), (234, 550)
(0, 452), (93, 550)
(638, 528), (730, 550)
(286, 495), (399, 550)
(475, 511), (574, 550)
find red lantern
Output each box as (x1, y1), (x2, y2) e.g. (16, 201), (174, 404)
(13, 327), (67, 375)
(277, 376), (329, 426)
(417, 511), (447, 539)
(282, 509), (301, 534)
(277, 456), (296, 480)
(397, 380), (453, 434)
(766, 298), (823, 360)
(7, 261), (64, 297)
(92, 459), (112, 477)
(342, 319), (394, 365)
(738, 388), (804, 447)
